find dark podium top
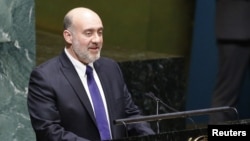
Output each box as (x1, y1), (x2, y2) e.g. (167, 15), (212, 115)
(112, 106), (249, 141)
(114, 127), (207, 141)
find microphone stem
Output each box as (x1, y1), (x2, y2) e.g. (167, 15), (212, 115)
(156, 100), (160, 134)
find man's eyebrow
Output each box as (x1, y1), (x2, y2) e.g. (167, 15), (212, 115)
(84, 27), (103, 31)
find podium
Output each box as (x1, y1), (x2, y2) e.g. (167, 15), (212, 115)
(113, 128), (207, 141)
(113, 106), (238, 141)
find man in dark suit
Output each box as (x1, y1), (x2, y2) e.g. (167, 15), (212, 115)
(27, 7), (154, 141)
(210, 0), (250, 124)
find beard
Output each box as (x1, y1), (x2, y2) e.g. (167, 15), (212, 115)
(72, 40), (101, 64)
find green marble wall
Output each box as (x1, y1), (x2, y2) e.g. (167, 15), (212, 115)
(0, 0), (36, 140)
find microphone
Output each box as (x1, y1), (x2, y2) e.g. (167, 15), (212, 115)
(145, 92), (178, 112)
(145, 92), (199, 134)
(145, 92), (161, 134)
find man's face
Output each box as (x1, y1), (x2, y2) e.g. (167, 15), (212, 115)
(67, 13), (104, 64)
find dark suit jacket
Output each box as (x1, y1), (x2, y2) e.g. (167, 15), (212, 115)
(216, 0), (250, 40)
(27, 51), (154, 141)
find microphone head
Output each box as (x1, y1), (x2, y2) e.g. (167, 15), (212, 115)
(145, 92), (160, 101)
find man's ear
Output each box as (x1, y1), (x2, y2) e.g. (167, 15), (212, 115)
(63, 30), (72, 44)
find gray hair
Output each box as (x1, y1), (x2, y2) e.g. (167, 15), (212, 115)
(63, 14), (72, 30)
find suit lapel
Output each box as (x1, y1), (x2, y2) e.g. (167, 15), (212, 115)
(59, 51), (96, 123)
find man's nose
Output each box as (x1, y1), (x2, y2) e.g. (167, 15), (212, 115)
(92, 33), (102, 42)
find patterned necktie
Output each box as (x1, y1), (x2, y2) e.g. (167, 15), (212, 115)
(86, 65), (111, 140)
